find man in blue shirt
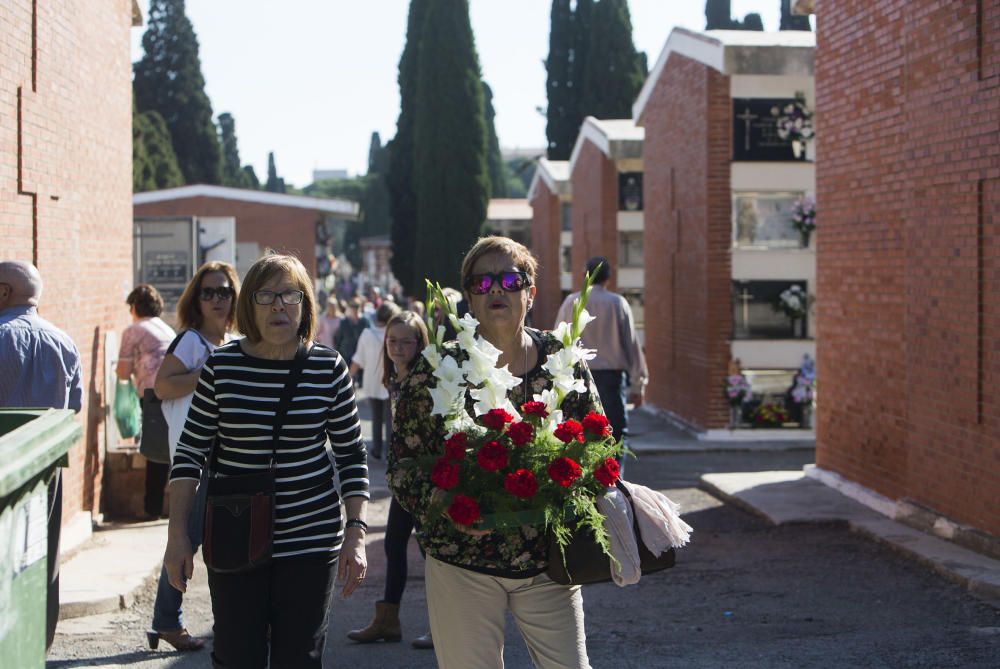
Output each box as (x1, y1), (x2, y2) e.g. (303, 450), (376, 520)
(0, 260), (83, 650)
(0, 261), (82, 410)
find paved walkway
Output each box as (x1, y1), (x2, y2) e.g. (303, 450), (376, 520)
(58, 404), (998, 625)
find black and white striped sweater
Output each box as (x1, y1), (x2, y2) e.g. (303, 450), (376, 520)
(170, 340), (369, 559)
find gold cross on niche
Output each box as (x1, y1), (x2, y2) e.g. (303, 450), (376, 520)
(736, 107), (758, 152)
(17, 0), (62, 266)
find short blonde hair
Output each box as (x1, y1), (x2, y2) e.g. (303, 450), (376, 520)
(460, 236), (538, 294)
(237, 253), (317, 344)
(175, 262), (240, 332)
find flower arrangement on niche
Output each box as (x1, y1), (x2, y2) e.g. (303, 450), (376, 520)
(772, 92), (814, 158)
(791, 196), (816, 247)
(774, 285), (812, 322)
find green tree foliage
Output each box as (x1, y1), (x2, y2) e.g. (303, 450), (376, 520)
(705, 0), (732, 29)
(413, 0), (489, 289)
(242, 165), (260, 190)
(134, 0), (222, 185)
(741, 13), (764, 31)
(482, 81), (506, 199)
(217, 112), (258, 189)
(580, 0), (647, 121)
(387, 0), (427, 296)
(705, 0), (764, 31)
(265, 151), (287, 193)
(133, 96), (184, 192)
(545, 0), (575, 160)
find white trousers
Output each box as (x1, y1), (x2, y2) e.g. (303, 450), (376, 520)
(425, 555), (591, 669)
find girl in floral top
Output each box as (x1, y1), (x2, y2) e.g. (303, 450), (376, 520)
(387, 237), (602, 669)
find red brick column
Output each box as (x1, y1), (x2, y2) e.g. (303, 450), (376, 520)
(529, 183), (563, 330)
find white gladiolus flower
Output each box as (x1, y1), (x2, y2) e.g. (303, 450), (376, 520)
(551, 321), (571, 347)
(421, 344), (442, 370)
(576, 308), (596, 333)
(433, 355), (466, 386)
(463, 339), (503, 386)
(436, 325), (446, 345)
(429, 378), (466, 417)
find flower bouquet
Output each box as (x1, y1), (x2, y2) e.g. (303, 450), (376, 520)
(418, 269), (622, 557)
(774, 285), (812, 321)
(772, 92), (814, 158)
(724, 374), (753, 407)
(791, 196), (816, 247)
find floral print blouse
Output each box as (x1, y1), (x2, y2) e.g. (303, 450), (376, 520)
(386, 327), (603, 578)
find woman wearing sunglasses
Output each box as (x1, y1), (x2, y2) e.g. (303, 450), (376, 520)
(387, 236), (603, 668)
(145, 261), (239, 652)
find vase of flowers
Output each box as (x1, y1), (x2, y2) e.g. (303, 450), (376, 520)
(417, 270), (621, 558)
(791, 196), (816, 248)
(724, 374), (752, 429)
(773, 92), (814, 161)
(775, 285), (812, 337)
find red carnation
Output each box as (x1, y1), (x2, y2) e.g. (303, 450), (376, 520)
(506, 421), (534, 447)
(582, 412), (611, 438)
(476, 440), (509, 472)
(444, 432), (468, 461)
(504, 469), (539, 499)
(448, 494), (481, 525)
(430, 457), (460, 490)
(520, 401), (549, 418)
(548, 457), (582, 487)
(553, 419), (584, 444)
(593, 457), (620, 487)
(481, 408), (515, 431)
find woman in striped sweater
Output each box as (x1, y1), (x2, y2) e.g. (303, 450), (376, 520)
(163, 253), (370, 668)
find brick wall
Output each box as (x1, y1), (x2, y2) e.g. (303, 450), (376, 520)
(1, 1), (134, 523)
(570, 142), (619, 292)
(529, 182), (562, 330)
(641, 55), (733, 430)
(816, 0), (1000, 535)
(133, 197), (321, 278)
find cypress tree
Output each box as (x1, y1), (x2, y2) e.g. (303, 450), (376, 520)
(705, 0), (733, 29)
(241, 165), (260, 190)
(571, 0), (593, 124)
(387, 0), (428, 296)
(265, 152), (286, 193)
(133, 95), (184, 192)
(580, 0), (646, 121)
(413, 0), (489, 289)
(482, 81), (506, 199)
(218, 112), (252, 188)
(134, 0), (222, 185)
(739, 13), (764, 31)
(545, 0), (575, 160)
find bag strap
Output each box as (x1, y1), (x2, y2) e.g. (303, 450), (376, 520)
(267, 343), (310, 466)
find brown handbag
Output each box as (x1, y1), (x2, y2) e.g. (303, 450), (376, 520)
(202, 344), (308, 573)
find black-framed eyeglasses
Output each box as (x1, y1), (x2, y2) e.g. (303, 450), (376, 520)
(253, 289), (305, 306)
(199, 286), (234, 301)
(465, 271), (530, 295)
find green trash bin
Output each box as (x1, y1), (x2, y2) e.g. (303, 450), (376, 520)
(0, 409), (80, 668)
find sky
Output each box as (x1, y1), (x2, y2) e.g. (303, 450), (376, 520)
(130, 1), (794, 188)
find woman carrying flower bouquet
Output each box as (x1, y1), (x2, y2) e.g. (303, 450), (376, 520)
(387, 236), (605, 668)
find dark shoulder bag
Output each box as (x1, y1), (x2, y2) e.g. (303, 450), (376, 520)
(547, 480), (676, 586)
(139, 388), (171, 464)
(202, 344), (308, 573)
